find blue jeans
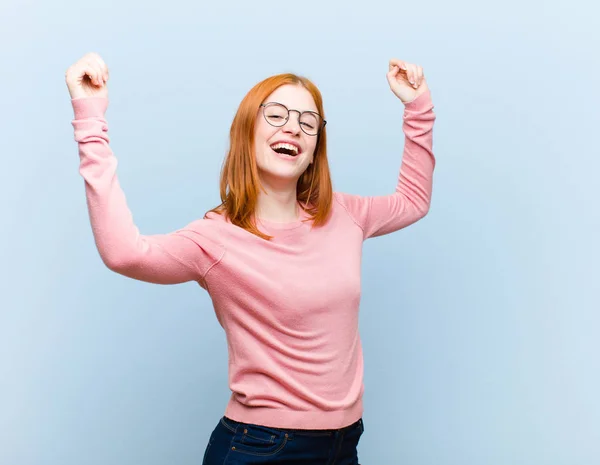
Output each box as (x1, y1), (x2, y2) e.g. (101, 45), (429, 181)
(202, 416), (364, 464)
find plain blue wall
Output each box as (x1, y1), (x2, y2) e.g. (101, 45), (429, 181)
(1, 1), (598, 464)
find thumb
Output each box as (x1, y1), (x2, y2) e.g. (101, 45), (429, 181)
(386, 65), (400, 87)
(387, 65), (409, 94)
(386, 65), (418, 103)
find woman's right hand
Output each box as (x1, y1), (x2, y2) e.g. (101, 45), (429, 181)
(65, 52), (109, 100)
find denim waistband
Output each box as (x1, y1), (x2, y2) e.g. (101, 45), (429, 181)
(222, 416), (362, 437)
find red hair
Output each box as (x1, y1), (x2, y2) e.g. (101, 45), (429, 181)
(206, 73), (333, 240)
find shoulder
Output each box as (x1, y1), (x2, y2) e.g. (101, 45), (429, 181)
(175, 211), (228, 243)
(333, 191), (361, 205)
(203, 210), (229, 224)
(331, 191), (369, 232)
(332, 191), (369, 214)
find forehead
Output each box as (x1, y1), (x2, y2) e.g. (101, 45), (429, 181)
(264, 84), (317, 112)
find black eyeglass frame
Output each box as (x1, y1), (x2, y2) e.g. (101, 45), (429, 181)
(259, 102), (327, 136)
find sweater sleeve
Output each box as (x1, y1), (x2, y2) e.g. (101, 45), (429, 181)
(70, 97), (224, 286)
(335, 89), (436, 239)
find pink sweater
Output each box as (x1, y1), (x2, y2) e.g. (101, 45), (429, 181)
(70, 90), (436, 430)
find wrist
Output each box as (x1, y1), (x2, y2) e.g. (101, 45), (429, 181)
(71, 96), (109, 119)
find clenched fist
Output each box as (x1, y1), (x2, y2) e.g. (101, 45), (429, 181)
(386, 59), (429, 104)
(65, 52), (109, 100)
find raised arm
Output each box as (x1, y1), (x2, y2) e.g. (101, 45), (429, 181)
(67, 53), (223, 286)
(335, 59), (436, 239)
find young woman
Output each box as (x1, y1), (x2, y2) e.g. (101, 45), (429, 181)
(65, 52), (436, 464)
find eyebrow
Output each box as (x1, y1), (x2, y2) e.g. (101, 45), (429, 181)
(263, 101), (321, 115)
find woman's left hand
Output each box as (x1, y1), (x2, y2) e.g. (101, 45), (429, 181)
(387, 59), (429, 104)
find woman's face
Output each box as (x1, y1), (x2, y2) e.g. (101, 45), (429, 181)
(254, 84), (320, 186)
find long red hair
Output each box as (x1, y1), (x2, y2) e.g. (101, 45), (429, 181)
(206, 73), (333, 239)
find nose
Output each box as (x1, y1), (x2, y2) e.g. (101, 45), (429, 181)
(282, 111), (302, 135)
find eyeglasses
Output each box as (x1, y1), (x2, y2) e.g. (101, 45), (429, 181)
(260, 102), (326, 136)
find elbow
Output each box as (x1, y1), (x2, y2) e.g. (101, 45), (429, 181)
(99, 250), (138, 274)
(398, 188), (431, 222)
(408, 196), (430, 221)
(417, 201), (431, 219)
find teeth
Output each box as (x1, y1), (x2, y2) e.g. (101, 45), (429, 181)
(270, 142), (299, 155)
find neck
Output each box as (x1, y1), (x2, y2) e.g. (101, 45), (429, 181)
(256, 175), (300, 223)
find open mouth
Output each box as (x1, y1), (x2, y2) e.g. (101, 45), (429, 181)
(270, 142), (300, 157)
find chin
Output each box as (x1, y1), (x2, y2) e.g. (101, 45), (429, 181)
(258, 167), (303, 183)
(257, 154), (308, 183)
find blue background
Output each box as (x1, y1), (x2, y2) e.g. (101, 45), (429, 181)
(1, 1), (598, 464)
